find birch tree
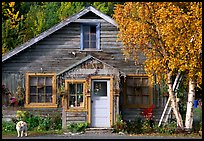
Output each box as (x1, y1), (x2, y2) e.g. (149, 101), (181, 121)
(113, 2), (202, 130)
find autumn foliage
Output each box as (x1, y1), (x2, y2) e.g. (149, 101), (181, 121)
(113, 2), (202, 129)
(113, 2), (202, 86)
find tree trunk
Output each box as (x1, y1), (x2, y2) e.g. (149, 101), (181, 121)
(167, 72), (184, 129)
(185, 78), (195, 130)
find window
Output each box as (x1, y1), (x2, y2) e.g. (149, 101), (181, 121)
(124, 75), (152, 108)
(80, 23), (100, 50)
(65, 80), (86, 110)
(25, 73), (57, 108)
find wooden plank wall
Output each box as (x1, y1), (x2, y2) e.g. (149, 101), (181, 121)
(2, 72), (25, 95)
(66, 112), (87, 124)
(2, 19), (142, 75)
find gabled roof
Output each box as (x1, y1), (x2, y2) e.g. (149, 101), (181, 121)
(2, 6), (118, 62)
(57, 55), (121, 76)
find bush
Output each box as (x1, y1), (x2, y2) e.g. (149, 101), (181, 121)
(193, 108), (202, 132)
(112, 114), (126, 133)
(67, 122), (89, 133)
(15, 110), (62, 131)
(50, 113), (62, 130)
(125, 116), (143, 134)
(36, 116), (52, 131)
(2, 121), (16, 133)
(161, 120), (177, 135)
(141, 119), (153, 133)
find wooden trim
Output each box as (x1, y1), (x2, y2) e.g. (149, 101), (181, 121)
(110, 76), (113, 126)
(65, 109), (88, 112)
(124, 74), (153, 108)
(64, 79), (87, 112)
(24, 104), (57, 108)
(25, 72), (57, 108)
(87, 78), (92, 124)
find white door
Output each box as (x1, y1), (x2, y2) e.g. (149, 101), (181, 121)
(91, 80), (110, 127)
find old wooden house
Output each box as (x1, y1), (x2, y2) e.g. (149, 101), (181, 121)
(2, 6), (169, 128)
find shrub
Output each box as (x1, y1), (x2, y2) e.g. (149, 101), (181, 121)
(193, 108), (202, 132)
(125, 116), (143, 134)
(161, 120), (177, 135)
(112, 114), (126, 133)
(67, 122), (89, 133)
(36, 116), (52, 131)
(141, 119), (153, 133)
(2, 121), (16, 133)
(50, 113), (62, 130)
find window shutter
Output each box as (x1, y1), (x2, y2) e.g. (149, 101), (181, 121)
(80, 24), (84, 50)
(96, 23), (100, 50)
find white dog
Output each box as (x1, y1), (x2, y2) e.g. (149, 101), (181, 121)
(16, 121), (28, 137)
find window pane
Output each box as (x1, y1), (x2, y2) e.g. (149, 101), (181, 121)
(83, 25), (96, 49)
(46, 86), (52, 94)
(142, 87), (149, 95)
(30, 86), (36, 93)
(45, 94), (52, 103)
(38, 87), (44, 94)
(90, 26), (96, 48)
(38, 94), (43, 103)
(135, 87), (142, 95)
(30, 95), (37, 103)
(83, 26), (89, 49)
(93, 82), (107, 96)
(69, 84), (75, 94)
(38, 77), (44, 85)
(30, 77), (37, 86)
(142, 78), (148, 86)
(69, 96), (76, 107)
(142, 96), (149, 105)
(127, 95), (142, 105)
(77, 84), (83, 94)
(46, 77), (52, 86)
(77, 94), (83, 107)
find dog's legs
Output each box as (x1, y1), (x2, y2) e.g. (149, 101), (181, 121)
(25, 130), (28, 136)
(17, 130), (20, 137)
(21, 131), (24, 137)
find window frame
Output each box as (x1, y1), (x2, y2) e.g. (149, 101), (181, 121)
(80, 23), (101, 51)
(124, 74), (153, 108)
(65, 79), (87, 112)
(25, 72), (57, 108)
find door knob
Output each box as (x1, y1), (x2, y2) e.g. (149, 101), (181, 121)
(91, 100), (93, 103)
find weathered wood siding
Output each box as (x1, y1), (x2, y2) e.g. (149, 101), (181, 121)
(2, 18), (143, 93)
(66, 112), (87, 123)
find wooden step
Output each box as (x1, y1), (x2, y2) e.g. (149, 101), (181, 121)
(85, 128), (113, 134)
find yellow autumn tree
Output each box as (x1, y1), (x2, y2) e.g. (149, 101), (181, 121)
(113, 2), (202, 130)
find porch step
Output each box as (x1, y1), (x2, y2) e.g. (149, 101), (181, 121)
(85, 128), (113, 134)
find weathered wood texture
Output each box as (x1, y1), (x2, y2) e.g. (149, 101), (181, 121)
(2, 19), (144, 91)
(23, 108), (62, 117)
(66, 111), (87, 123)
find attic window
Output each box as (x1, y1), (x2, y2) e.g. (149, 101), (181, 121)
(80, 23), (100, 51)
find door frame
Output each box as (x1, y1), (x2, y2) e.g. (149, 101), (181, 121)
(87, 76), (113, 127)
